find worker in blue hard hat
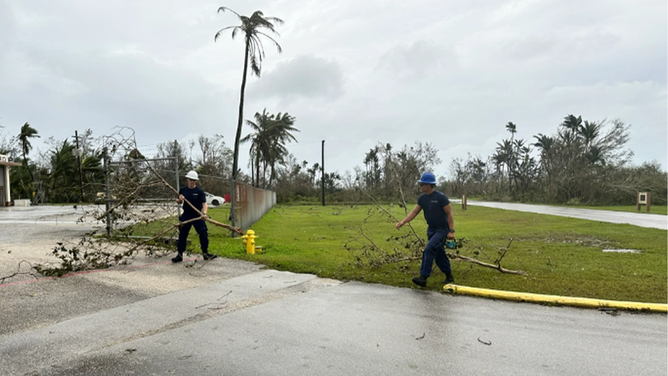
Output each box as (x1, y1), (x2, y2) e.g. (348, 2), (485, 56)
(396, 172), (455, 287)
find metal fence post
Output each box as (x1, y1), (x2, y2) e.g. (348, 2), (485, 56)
(230, 178), (236, 237)
(103, 147), (112, 237)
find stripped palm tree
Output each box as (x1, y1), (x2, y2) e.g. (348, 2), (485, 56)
(215, 7), (283, 225)
(214, 7), (283, 182)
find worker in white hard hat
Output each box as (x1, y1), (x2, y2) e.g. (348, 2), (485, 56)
(173, 170), (217, 262)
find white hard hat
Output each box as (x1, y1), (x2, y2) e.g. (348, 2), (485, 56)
(185, 170), (199, 181)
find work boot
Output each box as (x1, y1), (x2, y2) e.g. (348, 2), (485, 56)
(171, 254), (183, 263)
(202, 253), (217, 261)
(443, 275), (455, 285)
(412, 275), (428, 287)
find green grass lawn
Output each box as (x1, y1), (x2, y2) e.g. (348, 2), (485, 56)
(138, 204), (667, 303)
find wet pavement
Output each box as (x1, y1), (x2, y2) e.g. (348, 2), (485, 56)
(0, 205), (91, 224)
(468, 201), (667, 230)
(0, 204), (666, 375)
(2, 271), (665, 376)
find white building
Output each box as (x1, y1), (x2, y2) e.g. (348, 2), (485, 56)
(0, 154), (22, 206)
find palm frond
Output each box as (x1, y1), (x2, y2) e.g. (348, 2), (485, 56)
(217, 6), (241, 18)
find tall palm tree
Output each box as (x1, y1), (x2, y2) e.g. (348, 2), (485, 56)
(49, 139), (77, 202)
(560, 114), (582, 142)
(266, 112), (298, 186)
(214, 7), (283, 183)
(17, 122), (40, 183)
(532, 133), (554, 153)
(533, 133), (555, 179)
(241, 109), (298, 188)
(578, 120), (600, 154)
(241, 109), (274, 187)
(505, 122), (518, 191)
(505, 122), (517, 140)
(495, 139), (513, 192)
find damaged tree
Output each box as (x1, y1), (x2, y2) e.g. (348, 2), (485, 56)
(21, 127), (243, 277)
(345, 181), (527, 276)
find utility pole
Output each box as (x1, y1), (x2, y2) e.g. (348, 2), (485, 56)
(321, 140), (325, 206)
(74, 130), (84, 202)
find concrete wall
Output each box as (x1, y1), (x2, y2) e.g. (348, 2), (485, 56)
(0, 165), (4, 206)
(233, 181), (277, 230)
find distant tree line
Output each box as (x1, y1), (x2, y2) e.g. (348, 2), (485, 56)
(275, 114), (666, 206)
(0, 113), (664, 206)
(447, 115), (665, 205)
(0, 124), (237, 203)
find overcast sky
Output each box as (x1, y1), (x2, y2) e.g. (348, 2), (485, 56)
(1, 0), (666, 179)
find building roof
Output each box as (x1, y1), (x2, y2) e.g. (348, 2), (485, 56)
(0, 161), (22, 167)
(0, 155), (22, 167)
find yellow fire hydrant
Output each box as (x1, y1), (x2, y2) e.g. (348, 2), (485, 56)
(242, 230), (258, 254)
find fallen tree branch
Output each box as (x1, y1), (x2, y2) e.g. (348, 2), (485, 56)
(0, 260), (41, 284)
(361, 188), (424, 247)
(139, 155), (243, 235)
(449, 252), (527, 275)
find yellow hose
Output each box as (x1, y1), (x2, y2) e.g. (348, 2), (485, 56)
(443, 284), (667, 313)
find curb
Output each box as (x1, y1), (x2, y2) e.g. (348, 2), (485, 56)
(443, 284), (667, 313)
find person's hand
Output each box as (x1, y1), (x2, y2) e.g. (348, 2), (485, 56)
(446, 232), (455, 240)
(396, 221), (404, 229)
(179, 194), (185, 201)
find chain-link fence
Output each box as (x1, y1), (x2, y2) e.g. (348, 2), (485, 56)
(102, 155), (181, 236)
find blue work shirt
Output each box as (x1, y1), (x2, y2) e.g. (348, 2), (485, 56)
(417, 191), (451, 231)
(179, 186), (206, 217)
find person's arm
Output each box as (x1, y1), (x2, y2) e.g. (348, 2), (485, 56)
(443, 203), (455, 239)
(201, 202), (208, 216)
(396, 205), (422, 229)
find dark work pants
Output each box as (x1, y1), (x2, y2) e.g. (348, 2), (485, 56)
(419, 228), (452, 278)
(177, 214), (208, 254)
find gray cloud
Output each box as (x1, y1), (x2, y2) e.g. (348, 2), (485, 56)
(249, 55), (344, 102)
(0, 0), (665, 176)
(375, 40), (458, 80)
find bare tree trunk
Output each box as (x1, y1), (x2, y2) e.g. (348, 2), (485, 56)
(231, 37), (251, 225)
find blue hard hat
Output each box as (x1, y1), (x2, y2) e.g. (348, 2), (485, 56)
(418, 172), (436, 184)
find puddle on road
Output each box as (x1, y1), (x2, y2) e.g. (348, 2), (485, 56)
(602, 249), (641, 254)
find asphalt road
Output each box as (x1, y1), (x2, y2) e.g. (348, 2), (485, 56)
(0, 204), (666, 375)
(468, 201), (667, 230)
(2, 271), (665, 376)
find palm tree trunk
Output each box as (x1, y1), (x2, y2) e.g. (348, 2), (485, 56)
(22, 150), (35, 183)
(230, 37), (251, 226)
(232, 38), (251, 181)
(269, 163), (276, 187)
(255, 154), (261, 187)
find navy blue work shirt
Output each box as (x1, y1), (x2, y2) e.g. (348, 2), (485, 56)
(417, 190), (451, 231)
(179, 186), (206, 217)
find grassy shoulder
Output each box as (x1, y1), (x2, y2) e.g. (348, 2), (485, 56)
(141, 204), (667, 303)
